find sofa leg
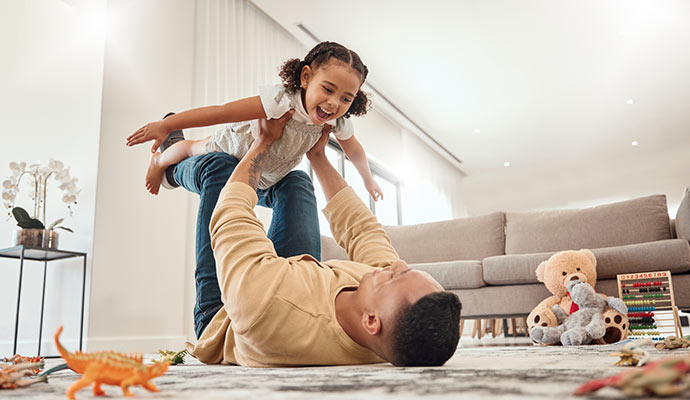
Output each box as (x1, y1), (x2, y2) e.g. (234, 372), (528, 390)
(459, 319), (465, 337)
(490, 319), (498, 337)
(521, 317), (529, 336)
(510, 318), (518, 337)
(494, 319), (503, 337)
(473, 320), (484, 339)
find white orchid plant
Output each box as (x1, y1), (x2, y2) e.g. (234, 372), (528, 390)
(2, 159), (79, 232)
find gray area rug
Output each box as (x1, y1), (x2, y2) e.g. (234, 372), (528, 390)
(4, 340), (690, 399)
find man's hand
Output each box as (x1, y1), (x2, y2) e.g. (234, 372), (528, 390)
(126, 120), (169, 153)
(306, 125), (332, 161)
(253, 109), (294, 146)
(228, 110), (294, 190)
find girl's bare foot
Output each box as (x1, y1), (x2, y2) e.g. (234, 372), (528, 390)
(145, 153), (166, 195)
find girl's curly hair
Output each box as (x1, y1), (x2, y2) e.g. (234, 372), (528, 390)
(279, 41), (371, 118)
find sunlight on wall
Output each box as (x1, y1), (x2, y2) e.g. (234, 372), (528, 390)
(0, 0), (106, 355)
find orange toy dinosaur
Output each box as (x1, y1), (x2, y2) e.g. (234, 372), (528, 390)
(54, 326), (169, 399)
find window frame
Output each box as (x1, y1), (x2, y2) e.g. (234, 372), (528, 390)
(306, 138), (403, 225)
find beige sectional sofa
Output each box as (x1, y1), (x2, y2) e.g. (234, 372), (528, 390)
(321, 189), (690, 321)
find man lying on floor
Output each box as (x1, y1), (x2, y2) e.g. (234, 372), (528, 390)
(185, 113), (461, 367)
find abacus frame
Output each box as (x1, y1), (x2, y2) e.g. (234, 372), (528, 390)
(616, 270), (682, 339)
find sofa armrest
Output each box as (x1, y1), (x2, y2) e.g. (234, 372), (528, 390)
(676, 188), (690, 242)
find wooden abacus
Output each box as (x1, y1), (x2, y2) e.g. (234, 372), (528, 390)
(617, 270), (683, 341)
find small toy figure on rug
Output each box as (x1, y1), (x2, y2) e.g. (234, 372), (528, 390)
(654, 336), (690, 351)
(530, 279), (628, 345)
(3, 355), (44, 373)
(610, 339), (652, 367)
(527, 249), (629, 344)
(1, 355), (46, 389)
(55, 325), (169, 400)
(574, 354), (690, 397)
(151, 349), (187, 365)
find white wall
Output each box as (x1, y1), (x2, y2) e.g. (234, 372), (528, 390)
(0, 0), (105, 355)
(353, 108), (403, 173)
(89, 0), (195, 351)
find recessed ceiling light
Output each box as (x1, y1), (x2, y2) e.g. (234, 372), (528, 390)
(632, 141), (638, 146)
(626, 99), (634, 105)
(504, 161), (511, 167)
(474, 129), (481, 134)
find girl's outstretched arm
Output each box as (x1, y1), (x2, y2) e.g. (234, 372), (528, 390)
(126, 96), (267, 152)
(337, 135), (383, 201)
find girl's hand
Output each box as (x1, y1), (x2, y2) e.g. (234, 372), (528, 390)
(365, 179), (383, 201)
(126, 121), (169, 153)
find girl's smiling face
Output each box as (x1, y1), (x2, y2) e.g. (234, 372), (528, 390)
(300, 60), (363, 125)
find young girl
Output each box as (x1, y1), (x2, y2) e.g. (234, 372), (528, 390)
(126, 41), (383, 200)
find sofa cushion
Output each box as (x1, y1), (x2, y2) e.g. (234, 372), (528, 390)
(449, 283), (552, 319)
(676, 188), (690, 242)
(320, 236), (485, 289)
(383, 212), (505, 264)
(594, 239), (690, 279)
(505, 195), (672, 254)
(483, 239), (690, 285)
(410, 260), (485, 289)
(450, 278), (646, 319)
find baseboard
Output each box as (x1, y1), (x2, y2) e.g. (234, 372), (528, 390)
(83, 335), (190, 353)
(1, 335), (190, 356)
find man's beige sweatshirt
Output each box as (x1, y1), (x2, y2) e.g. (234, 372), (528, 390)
(186, 182), (399, 367)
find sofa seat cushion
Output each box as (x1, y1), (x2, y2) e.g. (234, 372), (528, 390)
(384, 212), (505, 264)
(505, 195), (672, 254)
(410, 260), (485, 289)
(449, 283), (551, 319)
(483, 239), (690, 285)
(451, 277), (668, 319)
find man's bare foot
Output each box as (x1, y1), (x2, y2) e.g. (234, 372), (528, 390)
(145, 152), (166, 195)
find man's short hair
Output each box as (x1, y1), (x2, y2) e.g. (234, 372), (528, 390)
(390, 291), (461, 366)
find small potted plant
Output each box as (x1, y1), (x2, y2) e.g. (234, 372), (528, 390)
(11, 207), (73, 249)
(3, 160), (79, 249)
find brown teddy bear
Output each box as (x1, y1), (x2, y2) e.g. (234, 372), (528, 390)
(527, 249), (628, 344)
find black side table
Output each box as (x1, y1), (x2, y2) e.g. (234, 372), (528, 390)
(0, 245), (86, 358)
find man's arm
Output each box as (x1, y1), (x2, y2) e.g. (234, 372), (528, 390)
(306, 129), (347, 201)
(209, 110), (294, 331)
(307, 131), (398, 267)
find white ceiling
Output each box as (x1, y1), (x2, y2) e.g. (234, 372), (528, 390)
(252, 0), (690, 186)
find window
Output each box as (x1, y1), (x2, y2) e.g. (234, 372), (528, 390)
(373, 176), (400, 226)
(299, 138), (402, 237)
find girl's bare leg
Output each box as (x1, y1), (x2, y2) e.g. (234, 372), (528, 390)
(146, 137), (210, 195)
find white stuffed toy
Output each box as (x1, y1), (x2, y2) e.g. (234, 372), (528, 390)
(530, 280), (628, 346)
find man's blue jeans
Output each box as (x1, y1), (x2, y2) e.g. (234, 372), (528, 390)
(173, 152), (321, 338)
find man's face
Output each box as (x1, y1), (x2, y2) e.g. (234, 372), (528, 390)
(359, 260), (444, 321)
